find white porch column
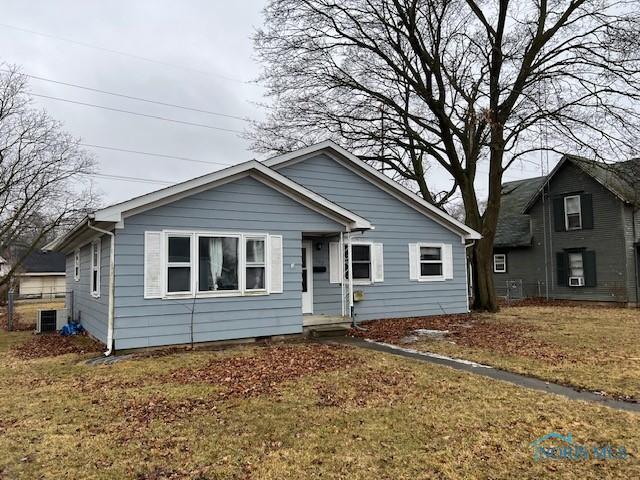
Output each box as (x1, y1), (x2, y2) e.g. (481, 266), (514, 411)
(339, 232), (345, 316)
(346, 230), (354, 318)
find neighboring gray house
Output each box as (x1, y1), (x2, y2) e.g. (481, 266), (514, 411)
(493, 154), (640, 305)
(47, 141), (480, 353)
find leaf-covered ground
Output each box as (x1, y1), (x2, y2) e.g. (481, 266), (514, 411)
(352, 305), (640, 401)
(0, 329), (639, 479)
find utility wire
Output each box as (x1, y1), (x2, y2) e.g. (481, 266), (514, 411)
(0, 22), (249, 84)
(80, 143), (235, 167)
(87, 172), (173, 185)
(32, 93), (244, 133)
(6, 70), (250, 121)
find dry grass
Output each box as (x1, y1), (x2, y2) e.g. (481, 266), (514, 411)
(0, 329), (638, 479)
(397, 305), (640, 401)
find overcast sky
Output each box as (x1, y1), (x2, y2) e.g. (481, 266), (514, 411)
(1, 0), (553, 207)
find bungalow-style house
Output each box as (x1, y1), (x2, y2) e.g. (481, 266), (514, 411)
(493, 154), (640, 304)
(47, 141), (480, 354)
(16, 250), (66, 298)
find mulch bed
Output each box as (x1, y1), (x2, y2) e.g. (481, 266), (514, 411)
(350, 314), (572, 362)
(10, 333), (103, 360)
(169, 343), (357, 400)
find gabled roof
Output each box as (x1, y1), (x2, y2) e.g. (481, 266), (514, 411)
(19, 250), (66, 274)
(47, 159), (372, 252)
(496, 153), (640, 248)
(523, 154), (640, 213)
(264, 140), (482, 240)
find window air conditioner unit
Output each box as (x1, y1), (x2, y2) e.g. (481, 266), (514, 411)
(569, 276), (585, 287)
(36, 309), (68, 333)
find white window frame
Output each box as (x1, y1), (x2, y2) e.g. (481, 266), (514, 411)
(345, 241), (373, 285)
(568, 251), (585, 282)
(74, 248), (80, 282)
(564, 195), (582, 230)
(90, 239), (101, 298)
(162, 230), (271, 299)
(417, 242), (445, 281)
(244, 235), (268, 293)
(165, 234), (194, 296)
(493, 254), (507, 273)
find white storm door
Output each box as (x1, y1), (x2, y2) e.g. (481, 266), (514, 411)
(301, 241), (314, 314)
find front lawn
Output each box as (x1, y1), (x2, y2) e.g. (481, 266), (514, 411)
(353, 305), (640, 401)
(0, 329), (638, 478)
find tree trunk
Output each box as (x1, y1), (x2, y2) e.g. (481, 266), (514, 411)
(471, 236), (498, 312)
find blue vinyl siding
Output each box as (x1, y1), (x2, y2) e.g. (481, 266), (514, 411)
(65, 234), (110, 343)
(277, 153), (469, 321)
(112, 175), (342, 350)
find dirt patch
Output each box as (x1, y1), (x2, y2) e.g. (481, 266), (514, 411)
(169, 343), (357, 400)
(351, 315), (571, 363)
(10, 333), (103, 359)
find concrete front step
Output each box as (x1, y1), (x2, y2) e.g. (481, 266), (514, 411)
(304, 323), (351, 338)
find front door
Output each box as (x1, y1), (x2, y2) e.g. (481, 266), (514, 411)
(301, 241), (313, 313)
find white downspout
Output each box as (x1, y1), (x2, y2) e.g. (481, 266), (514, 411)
(87, 220), (115, 356)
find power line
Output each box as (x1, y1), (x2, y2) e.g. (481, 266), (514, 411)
(9, 71), (250, 122)
(80, 143), (235, 167)
(32, 93), (244, 133)
(0, 22), (249, 84)
(87, 172), (173, 185)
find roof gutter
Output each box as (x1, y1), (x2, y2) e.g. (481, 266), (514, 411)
(86, 220), (115, 356)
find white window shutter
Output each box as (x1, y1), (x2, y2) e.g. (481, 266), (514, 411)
(443, 244), (454, 279)
(144, 231), (163, 299)
(269, 235), (283, 293)
(408, 243), (418, 280)
(329, 242), (342, 284)
(372, 243), (384, 283)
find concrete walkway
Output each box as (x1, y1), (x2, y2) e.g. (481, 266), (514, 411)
(326, 336), (640, 414)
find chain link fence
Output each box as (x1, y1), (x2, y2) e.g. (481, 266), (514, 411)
(4, 290), (72, 332)
(495, 280), (633, 304)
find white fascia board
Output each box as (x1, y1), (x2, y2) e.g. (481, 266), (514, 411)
(18, 272), (66, 277)
(265, 140), (482, 240)
(92, 159), (371, 230)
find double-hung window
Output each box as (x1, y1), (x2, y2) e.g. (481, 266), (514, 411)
(245, 237), (266, 291)
(419, 245), (443, 278)
(345, 244), (371, 282)
(493, 254), (507, 273)
(568, 252), (584, 280)
(167, 235), (192, 294)
(198, 235), (239, 292)
(564, 195), (582, 230)
(90, 239), (101, 297)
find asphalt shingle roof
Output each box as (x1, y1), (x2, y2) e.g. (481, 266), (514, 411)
(495, 155), (640, 248)
(495, 176), (547, 248)
(21, 250), (66, 273)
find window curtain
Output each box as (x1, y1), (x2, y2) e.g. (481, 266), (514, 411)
(209, 238), (224, 289)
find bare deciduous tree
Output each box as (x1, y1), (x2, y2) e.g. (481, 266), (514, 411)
(0, 65), (97, 289)
(250, 0), (640, 311)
